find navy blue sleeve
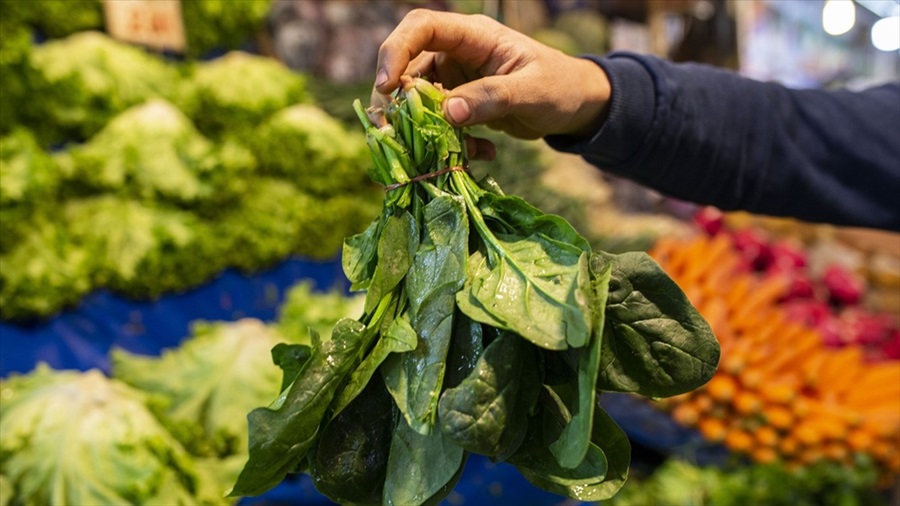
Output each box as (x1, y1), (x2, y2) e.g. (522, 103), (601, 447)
(545, 52), (900, 231)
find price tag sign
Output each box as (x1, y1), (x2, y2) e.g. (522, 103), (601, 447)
(103, 0), (187, 53)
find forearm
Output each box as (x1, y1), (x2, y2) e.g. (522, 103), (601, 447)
(547, 52), (900, 231)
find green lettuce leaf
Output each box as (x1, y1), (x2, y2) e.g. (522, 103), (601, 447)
(0, 365), (213, 505)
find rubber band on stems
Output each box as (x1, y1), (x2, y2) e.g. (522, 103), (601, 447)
(383, 165), (468, 191)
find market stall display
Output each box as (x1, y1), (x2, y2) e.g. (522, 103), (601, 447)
(649, 221), (900, 486)
(2, 2), (898, 505)
(0, 31), (380, 322)
(0, 282), (361, 505)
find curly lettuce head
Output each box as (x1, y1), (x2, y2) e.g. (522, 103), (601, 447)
(0, 365), (206, 505)
(65, 99), (254, 209)
(0, 219), (92, 321)
(251, 104), (370, 196)
(111, 319), (285, 459)
(29, 32), (180, 143)
(182, 51), (307, 138)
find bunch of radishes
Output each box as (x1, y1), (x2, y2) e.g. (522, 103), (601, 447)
(694, 207), (899, 361)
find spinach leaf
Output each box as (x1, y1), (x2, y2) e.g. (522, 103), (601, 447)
(588, 406), (630, 499)
(549, 260), (611, 468)
(592, 251), (720, 398)
(438, 331), (541, 459)
(309, 376), (395, 506)
(457, 236), (592, 350)
(443, 311), (484, 389)
(383, 417), (466, 506)
(331, 313), (416, 417)
(270, 343), (311, 393)
(229, 318), (365, 497)
(365, 210), (418, 314)
(508, 398), (609, 501)
(477, 193), (591, 253)
(384, 196), (468, 433)
(342, 211), (385, 291)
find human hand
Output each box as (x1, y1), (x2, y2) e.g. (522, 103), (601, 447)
(374, 9), (612, 160)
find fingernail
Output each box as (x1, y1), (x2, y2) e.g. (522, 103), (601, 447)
(446, 97), (471, 124)
(375, 69), (388, 89)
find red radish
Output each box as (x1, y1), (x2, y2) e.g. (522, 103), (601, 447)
(731, 228), (773, 271)
(769, 240), (807, 270)
(822, 265), (865, 306)
(881, 330), (900, 360)
(694, 206), (725, 236)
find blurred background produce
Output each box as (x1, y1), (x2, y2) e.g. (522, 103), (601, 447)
(1, 0), (897, 505)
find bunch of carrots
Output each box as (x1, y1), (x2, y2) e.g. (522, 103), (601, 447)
(650, 230), (900, 485)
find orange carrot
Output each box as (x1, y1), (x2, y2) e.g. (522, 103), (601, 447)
(706, 374), (739, 402)
(671, 403), (700, 427)
(763, 404), (794, 430)
(751, 447), (779, 464)
(847, 428), (875, 453)
(724, 428), (754, 453)
(698, 418), (727, 443)
(754, 425), (780, 447)
(732, 390), (762, 416)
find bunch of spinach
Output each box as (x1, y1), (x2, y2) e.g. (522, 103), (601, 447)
(229, 77), (720, 505)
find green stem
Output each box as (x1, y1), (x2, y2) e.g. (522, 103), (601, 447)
(451, 170), (503, 257)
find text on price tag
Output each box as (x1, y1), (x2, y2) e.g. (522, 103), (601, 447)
(103, 0), (186, 52)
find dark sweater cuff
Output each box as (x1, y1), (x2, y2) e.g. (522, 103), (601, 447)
(544, 54), (656, 168)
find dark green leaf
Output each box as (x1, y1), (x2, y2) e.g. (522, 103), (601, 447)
(550, 260), (611, 468)
(443, 311), (484, 389)
(588, 406), (630, 499)
(457, 236), (592, 350)
(229, 318), (365, 497)
(342, 212), (384, 291)
(478, 193), (591, 253)
(384, 196), (468, 433)
(271, 343), (312, 393)
(438, 332), (541, 459)
(508, 398), (609, 501)
(310, 376), (394, 506)
(592, 251), (720, 397)
(383, 418), (466, 506)
(331, 313), (416, 416)
(365, 210), (419, 314)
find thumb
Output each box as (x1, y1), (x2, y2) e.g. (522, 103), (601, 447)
(442, 75), (514, 127)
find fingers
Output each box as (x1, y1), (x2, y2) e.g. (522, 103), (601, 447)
(443, 74), (515, 127)
(465, 136), (496, 161)
(376, 9), (499, 94)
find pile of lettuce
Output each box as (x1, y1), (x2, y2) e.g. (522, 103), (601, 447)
(0, 281), (362, 504)
(608, 457), (886, 506)
(0, 32), (380, 322)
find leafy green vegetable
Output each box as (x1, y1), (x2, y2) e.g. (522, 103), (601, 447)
(0, 220), (92, 321)
(310, 375), (395, 505)
(0, 365), (214, 505)
(438, 331), (541, 458)
(593, 251), (720, 397)
(0, 129), (61, 253)
(64, 99), (254, 211)
(229, 78), (719, 505)
(608, 456), (885, 506)
(275, 280), (366, 345)
(250, 104), (371, 196)
(64, 196), (221, 298)
(111, 319), (286, 459)
(181, 51), (307, 139)
(382, 417), (466, 506)
(230, 318), (365, 497)
(28, 32), (180, 143)
(180, 0), (272, 59)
